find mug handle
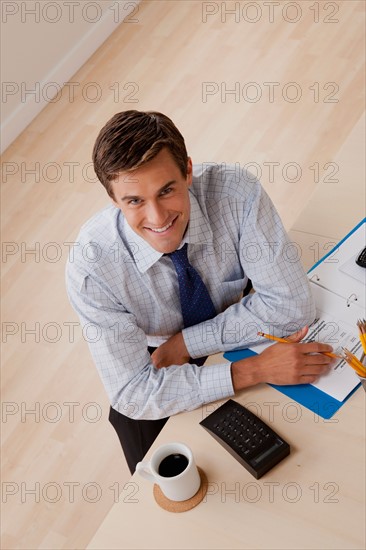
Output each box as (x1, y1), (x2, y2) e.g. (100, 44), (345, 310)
(136, 461), (156, 484)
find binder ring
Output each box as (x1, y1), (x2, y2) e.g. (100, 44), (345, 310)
(310, 273), (320, 282)
(346, 293), (357, 307)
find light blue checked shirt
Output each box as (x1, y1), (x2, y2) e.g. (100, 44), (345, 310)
(66, 163), (315, 419)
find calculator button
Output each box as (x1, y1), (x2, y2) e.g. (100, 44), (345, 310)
(200, 399), (290, 479)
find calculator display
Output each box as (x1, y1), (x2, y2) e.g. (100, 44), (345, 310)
(251, 439), (283, 465)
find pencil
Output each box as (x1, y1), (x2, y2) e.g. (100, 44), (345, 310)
(257, 332), (289, 344)
(342, 347), (366, 377)
(257, 331), (343, 360)
(356, 319), (366, 354)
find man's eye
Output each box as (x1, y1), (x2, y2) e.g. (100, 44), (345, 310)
(161, 187), (173, 196)
(128, 199), (142, 205)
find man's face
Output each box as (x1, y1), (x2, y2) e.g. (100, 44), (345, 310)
(111, 148), (193, 254)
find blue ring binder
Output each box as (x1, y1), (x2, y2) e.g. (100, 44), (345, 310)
(223, 348), (360, 419)
(225, 218), (365, 420)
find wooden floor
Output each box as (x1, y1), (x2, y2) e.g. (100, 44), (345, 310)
(1, 1), (365, 548)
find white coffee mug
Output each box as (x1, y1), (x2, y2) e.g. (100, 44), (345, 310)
(136, 442), (201, 502)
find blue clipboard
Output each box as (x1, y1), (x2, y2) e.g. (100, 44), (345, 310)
(223, 348), (360, 419)
(224, 218), (365, 420)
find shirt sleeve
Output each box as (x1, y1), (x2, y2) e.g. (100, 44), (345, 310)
(182, 180), (316, 358)
(65, 259), (234, 420)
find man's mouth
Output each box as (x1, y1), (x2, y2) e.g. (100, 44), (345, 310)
(146, 217), (177, 234)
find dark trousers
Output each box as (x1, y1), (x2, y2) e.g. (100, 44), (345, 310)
(109, 279), (253, 474)
(109, 405), (169, 474)
(108, 346), (169, 474)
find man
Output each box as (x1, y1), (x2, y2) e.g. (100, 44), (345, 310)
(66, 110), (333, 473)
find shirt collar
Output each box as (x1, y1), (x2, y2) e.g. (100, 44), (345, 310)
(124, 191), (213, 273)
(183, 190), (213, 246)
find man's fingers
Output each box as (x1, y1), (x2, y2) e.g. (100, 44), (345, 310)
(297, 374), (320, 384)
(150, 350), (165, 369)
(286, 325), (309, 343)
(303, 353), (334, 366)
(299, 359), (333, 377)
(300, 342), (334, 354)
(293, 363), (332, 384)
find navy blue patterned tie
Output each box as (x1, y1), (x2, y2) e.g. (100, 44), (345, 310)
(169, 243), (216, 365)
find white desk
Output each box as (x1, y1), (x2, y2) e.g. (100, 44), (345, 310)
(88, 378), (365, 550)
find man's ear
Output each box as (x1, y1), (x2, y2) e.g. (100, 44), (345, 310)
(187, 157), (193, 187)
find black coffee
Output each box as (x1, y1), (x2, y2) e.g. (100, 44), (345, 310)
(158, 453), (189, 477)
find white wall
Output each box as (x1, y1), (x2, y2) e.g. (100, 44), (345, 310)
(1, 0), (140, 153)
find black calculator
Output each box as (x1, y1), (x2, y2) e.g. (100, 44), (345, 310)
(200, 399), (290, 479)
(356, 246), (366, 268)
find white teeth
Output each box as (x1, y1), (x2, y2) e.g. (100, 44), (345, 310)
(150, 220), (173, 233)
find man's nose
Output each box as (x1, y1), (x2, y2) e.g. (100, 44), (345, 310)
(146, 201), (167, 226)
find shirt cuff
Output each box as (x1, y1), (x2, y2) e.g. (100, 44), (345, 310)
(199, 361), (234, 404)
(183, 322), (219, 359)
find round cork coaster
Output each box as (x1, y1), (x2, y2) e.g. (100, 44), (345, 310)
(153, 467), (208, 513)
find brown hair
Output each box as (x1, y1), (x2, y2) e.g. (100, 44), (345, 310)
(92, 110), (188, 198)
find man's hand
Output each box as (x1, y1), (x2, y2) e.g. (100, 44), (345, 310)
(151, 332), (190, 369)
(231, 326), (335, 390)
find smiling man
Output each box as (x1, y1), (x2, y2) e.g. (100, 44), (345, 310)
(66, 110), (334, 473)
(111, 147), (192, 254)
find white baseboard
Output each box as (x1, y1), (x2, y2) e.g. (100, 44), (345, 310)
(1, 0), (140, 154)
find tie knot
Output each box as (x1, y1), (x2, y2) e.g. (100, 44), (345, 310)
(169, 243), (190, 271)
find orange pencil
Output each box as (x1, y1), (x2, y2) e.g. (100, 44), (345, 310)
(356, 319), (366, 354)
(257, 332), (289, 344)
(257, 331), (343, 360)
(342, 348), (366, 377)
